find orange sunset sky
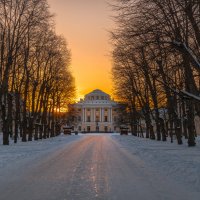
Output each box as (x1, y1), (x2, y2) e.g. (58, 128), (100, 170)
(48, 0), (115, 100)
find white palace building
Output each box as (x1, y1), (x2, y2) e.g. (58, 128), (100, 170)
(73, 89), (120, 133)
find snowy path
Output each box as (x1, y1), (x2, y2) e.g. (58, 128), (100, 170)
(0, 135), (199, 200)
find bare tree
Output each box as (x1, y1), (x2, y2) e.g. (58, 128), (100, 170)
(111, 0), (200, 146)
(0, 0), (75, 145)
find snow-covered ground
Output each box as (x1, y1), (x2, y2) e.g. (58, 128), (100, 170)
(0, 134), (199, 200)
(0, 133), (82, 169)
(112, 135), (200, 192)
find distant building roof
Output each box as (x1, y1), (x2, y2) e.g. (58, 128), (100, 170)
(85, 89), (110, 100)
(76, 89), (117, 106)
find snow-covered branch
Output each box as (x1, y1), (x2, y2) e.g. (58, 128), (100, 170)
(179, 90), (200, 101)
(172, 40), (200, 72)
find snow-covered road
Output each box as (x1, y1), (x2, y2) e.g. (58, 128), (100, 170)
(0, 135), (199, 200)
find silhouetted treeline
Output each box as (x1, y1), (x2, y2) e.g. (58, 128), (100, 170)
(111, 0), (200, 146)
(0, 0), (75, 145)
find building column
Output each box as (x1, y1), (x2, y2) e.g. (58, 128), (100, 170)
(100, 108), (102, 122)
(109, 108), (111, 122)
(91, 108), (93, 122)
(101, 108), (103, 122)
(90, 108), (92, 122)
(93, 108), (95, 122)
(82, 108), (85, 122)
(102, 108), (104, 122)
(84, 108), (86, 122)
(107, 108), (109, 122)
(92, 108), (95, 122)
(110, 108), (112, 123)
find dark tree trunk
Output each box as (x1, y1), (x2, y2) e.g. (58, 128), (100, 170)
(34, 123), (39, 141)
(159, 118), (167, 141)
(175, 117), (183, 145)
(39, 124), (43, 139)
(183, 54), (197, 146)
(7, 93), (13, 138)
(14, 92), (20, 143)
(2, 104), (9, 145)
(28, 117), (34, 141)
(150, 124), (155, 140)
(187, 102), (196, 146)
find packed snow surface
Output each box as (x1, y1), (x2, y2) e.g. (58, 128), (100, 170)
(0, 134), (199, 200)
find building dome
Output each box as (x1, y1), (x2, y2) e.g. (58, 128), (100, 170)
(85, 89), (111, 101)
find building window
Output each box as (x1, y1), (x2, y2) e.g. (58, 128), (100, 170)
(105, 108), (108, 112)
(78, 108), (82, 112)
(87, 126), (90, 132)
(87, 108), (90, 111)
(96, 116), (100, 122)
(104, 116), (108, 122)
(72, 116), (75, 122)
(101, 96), (104, 100)
(78, 126), (81, 131)
(96, 108), (99, 111)
(96, 96), (99, 100)
(104, 126), (108, 132)
(78, 116), (81, 121)
(87, 116), (91, 122)
(114, 116), (117, 122)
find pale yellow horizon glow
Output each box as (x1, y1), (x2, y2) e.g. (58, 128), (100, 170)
(48, 0), (115, 100)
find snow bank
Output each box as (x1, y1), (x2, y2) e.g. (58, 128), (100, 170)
(0, 134), (82, 170)
(112, 135), (200, 192)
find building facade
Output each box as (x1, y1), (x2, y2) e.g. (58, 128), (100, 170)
(73, 89), (119, 133)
